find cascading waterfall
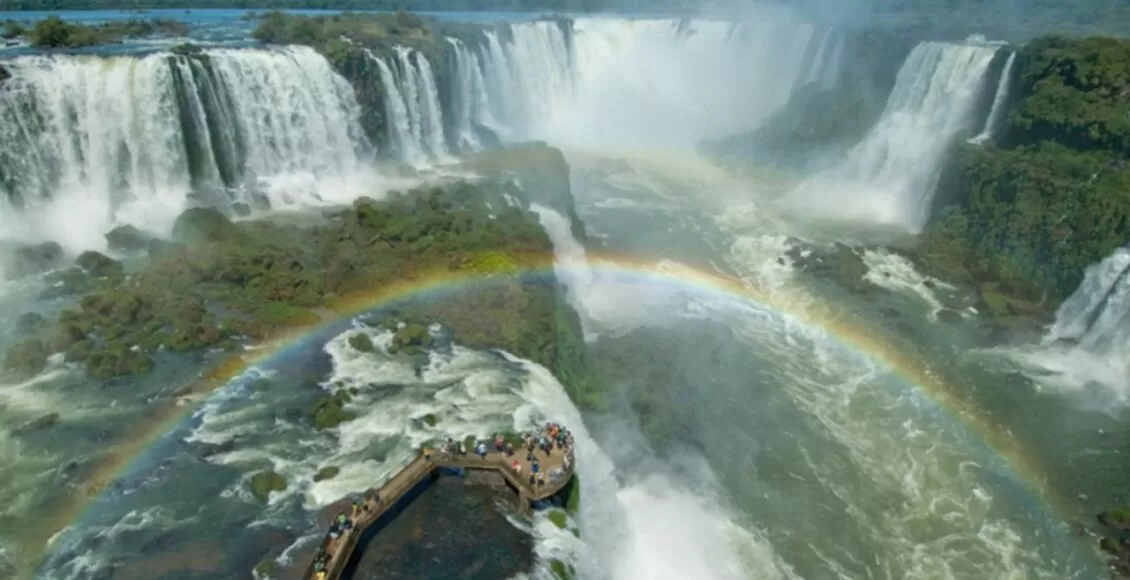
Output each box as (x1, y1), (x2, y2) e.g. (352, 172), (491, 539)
(445, 37), (495, 151)
(784, 41), (999, 231)
(1009, 248), (1130, 408)
(1045, 248), (1130, 352)
(0, 46), (371, 252)
(969, 51), (1017, 144)
(366, 46), (448, 164)
(797, 28), (844, 91)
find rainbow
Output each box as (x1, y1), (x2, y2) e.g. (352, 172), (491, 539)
(24, 250), (1059, 577)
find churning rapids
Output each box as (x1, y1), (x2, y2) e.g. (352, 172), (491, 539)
(0, 7), (1120, 580)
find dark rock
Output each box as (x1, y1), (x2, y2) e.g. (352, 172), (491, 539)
(2, 339), (50, 377)
(15, 312), (47, 335)
(75, 251), (123, 278)
(171, 207), (237, 244)
(310, 389), (356, 430)
(313, 466), (339, 482)
(13, 412), (58, 434)
(1098, 510), (1130, 533)
(390, 323), (433, 355)
(146, 238), (174, 258)
(198, 439), (236, 458)
(936, 309), (964, 323)
(4, 241), (64, 279)
(231, 202), (251, 217)
(348, 332), (374, 353)
(249, 470), (287, 502)
(39, 267), (92, 299)
(104, 225), (151, 252)
(0, 64), (9, 84)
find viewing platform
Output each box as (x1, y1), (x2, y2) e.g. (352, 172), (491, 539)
(302, 429), (576, 580)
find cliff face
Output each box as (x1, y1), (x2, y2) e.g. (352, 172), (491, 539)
(916, 36), (1130, 319)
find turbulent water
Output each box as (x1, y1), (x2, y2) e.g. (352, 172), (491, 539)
(0, 8), (1121, 580)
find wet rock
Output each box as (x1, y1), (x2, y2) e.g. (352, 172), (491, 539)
(198, 439), (236, 459)
(0, 64), (9, 84)
(15, 312), (47, 334)
(75, 251), (123, 278)
(313, 466), (340, 482)
(3, 241), (64, 279)
(1099, 510), (1130, 533)
(310, 389), (356, 431)
(39, 267), (92, 299)
(348, 332), (374, 353)
(2, 339), (50, 377)
(147, 238), (174, 258)
(231, 202), (252, 217)
(104, 225), (151, 252)
(390, 322), (432, 355)
(936, 309), (964, 324)
(13, 412), (58, 434)
(786, 242), (875, 296)
(171, 207), (238, 243)
(249, 470), (287, 502)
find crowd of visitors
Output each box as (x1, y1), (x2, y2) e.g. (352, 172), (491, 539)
(308, 490), (381, 579)
(437, 421), (575, 489)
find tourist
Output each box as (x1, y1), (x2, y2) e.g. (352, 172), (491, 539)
(529, 473), (536, 486)
(315, 571), (326, 580)
(532, 460), (540, 475)
(476, 441), (488, 458)
(512, 459), (521, 474)
(537, 473), (545, 487)
(352, 499), (361, 518)
(505, 441), (514, 456)
(494, 434), (504, 452)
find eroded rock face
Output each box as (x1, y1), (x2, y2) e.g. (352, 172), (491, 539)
(2, 241), (64, 279)
(105, 225), (152, 252)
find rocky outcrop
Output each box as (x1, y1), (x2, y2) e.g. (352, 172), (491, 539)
(104, 225), (152, 252)
(916, 35), (1130, 326)
(2, 241), (64, 279)
(249, 470), (287, 502)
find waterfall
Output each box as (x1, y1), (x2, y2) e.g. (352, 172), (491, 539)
(0, 46), (370, 252)
(1046, 248), (1130, 351)
(1009, 248), (1130, 409)
(969, 51), (1017, 145)
(448, 15), (827, 150)
(785, 41), (999, 231)
(366, 46), (447, 164)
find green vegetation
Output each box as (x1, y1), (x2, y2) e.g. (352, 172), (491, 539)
(547, 508), (567, 529)
(28, 15), (188, 48)
(249, 470), (287, 502)
(3, 20), (27, 40)
(311, 389), (357, 430)
(422, 413), (438, 427)
(564, 474), (580, 515)
(348, 332), (375, 353)
(1, 145), (601, 412)
(253, 559), (277, 579)
(916, 37), (1130, 324)
(549, 559), (574, 580)
(313, 466), (340, 482)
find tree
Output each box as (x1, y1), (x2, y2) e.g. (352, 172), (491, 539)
(30, 16), (74, 48)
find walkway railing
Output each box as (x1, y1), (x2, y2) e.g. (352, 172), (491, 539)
(300, 447), (574, 580)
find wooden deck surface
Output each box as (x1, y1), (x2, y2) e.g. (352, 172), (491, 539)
(301, 441), (574, 580)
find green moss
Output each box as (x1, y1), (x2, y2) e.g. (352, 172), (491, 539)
(389, 323), (432, 355)
(2, 339), (50, 377)
(422, 413), (438, 427)
(565, 474), (580, 516)
(547, 508), (568, 529)
(311, 389), (357, 431)
(313, 466), (340, 482)
(253, 559), (277, 579)
(549, 559), (574, 580)
(462, 251), (520, 276)
(249, 470), (287, 502)
(348, 332), (375, 353)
